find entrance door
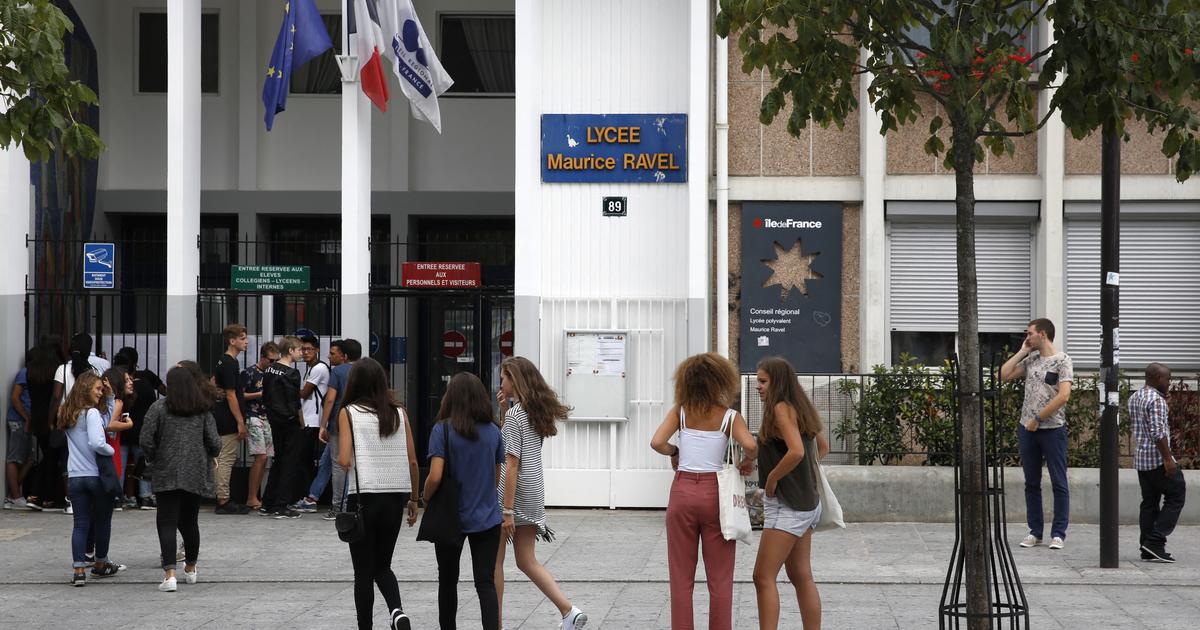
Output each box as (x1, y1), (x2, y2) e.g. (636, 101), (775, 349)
(414, 294), (513, 464)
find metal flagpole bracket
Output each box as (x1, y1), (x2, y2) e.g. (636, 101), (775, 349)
(336, 55), (359, 83)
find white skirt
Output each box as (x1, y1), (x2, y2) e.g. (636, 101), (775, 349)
(763, 495), (822, 537)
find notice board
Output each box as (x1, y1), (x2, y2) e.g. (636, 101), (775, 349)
(739, 202), (843, 372)
(562, 330), (628, 421)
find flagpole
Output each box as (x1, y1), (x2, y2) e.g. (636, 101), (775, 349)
(339, 1), (371, 346)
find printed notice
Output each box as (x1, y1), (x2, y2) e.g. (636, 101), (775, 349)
(566, 332), (626, 376)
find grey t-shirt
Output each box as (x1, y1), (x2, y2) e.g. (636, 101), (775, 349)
(1019, 351), (1074, 429)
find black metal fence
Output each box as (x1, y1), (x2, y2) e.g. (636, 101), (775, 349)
(742, 370), (1200, 467)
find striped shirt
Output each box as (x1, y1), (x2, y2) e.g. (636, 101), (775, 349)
(345, 404), (412, 494)
(1128, 386), (1171, 471)
(498, 403), (548, 534)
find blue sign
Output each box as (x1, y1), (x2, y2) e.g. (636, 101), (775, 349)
(541, 114), (687, 183)
(369, 333), (381, 356)
(83, 242), (115, 289)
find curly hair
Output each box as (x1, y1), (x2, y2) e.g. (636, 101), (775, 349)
(502, 356), (570, 438)
(672, 352), (739, 415)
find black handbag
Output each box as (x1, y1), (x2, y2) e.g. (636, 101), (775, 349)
(96, 453), (122, 497)
(334, 415), (365, 544)
(416, 422), (463, 546)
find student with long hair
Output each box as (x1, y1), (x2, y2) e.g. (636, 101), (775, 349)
(650, 353), (758, 630)
(493, 356), (588, 630)
(100, 367), (135, 491)
(58, 372), (122, 586)
(141, 365), (222, 593)
(336, 358), (419, 630)
(751, 357), (829, 630)
(113, 347), (164, 509)
(423, 372), (505, 630)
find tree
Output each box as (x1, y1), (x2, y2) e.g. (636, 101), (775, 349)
(0, 0), (103, 161)
(716, 1), (1198, 626)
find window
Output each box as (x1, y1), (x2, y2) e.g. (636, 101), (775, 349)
(138, 12), (220, 94)
(890, 332), (1024, 367)
(291, 15), (343, 95)
(440, 14), (515, 95)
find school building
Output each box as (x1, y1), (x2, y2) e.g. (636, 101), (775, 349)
(1, 1), (1197, 508)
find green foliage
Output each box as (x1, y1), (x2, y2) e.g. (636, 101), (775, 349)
(1047, 0), (1200, 181)
(835, 355), (1140, 467)
(716, 0), (1199, 177)
(0, 0), (104, 161)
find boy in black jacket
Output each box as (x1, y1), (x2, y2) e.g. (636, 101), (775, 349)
(260, 335), (304, 519)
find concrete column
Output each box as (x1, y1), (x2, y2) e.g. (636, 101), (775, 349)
(859, 57), (888, 370)
(236, 0), (258, 191)
(686, 0), (712, 354)
(1036, 17), (1066, 344)
(513, 0), (541, 364)
(166, 0), (202, 366)
(0, 135), (32, 472)
(339, 12), (371, 345)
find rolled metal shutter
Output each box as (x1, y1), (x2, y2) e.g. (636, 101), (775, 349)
(889, 221), (1033, 332)
(1065, 218), (1200, 367)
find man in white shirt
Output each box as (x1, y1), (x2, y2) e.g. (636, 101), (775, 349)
(291, 335), (329, 513)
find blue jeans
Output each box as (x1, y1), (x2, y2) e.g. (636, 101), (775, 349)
(307, 432), (345, 507)
(68, 476), (113, 568)
(308, 439), (333, 500)
(1017, 424), (1069, 540)
(120, 445), (152, 498)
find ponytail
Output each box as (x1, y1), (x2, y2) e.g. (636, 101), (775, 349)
(69, 333), (94, 378)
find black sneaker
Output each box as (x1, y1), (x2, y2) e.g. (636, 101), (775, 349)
(273, 508), (301, 520)
(71, 572), (86, 587)
(391, 609), (411, 630)
(236, 503), (252, 514)
(139, 496), (157, 510)
(1141, 544), (1176, 563)
(214, 502), (241, 515)
(257, 506), (274, 517)
(1141, 549), (1154, 561)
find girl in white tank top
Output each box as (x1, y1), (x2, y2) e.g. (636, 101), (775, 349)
(676, 408), (736, 473)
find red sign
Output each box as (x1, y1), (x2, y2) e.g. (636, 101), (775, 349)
(499, 330), (514, 357)
(402, 262), (481, 288)
(442, 330), (467, 358)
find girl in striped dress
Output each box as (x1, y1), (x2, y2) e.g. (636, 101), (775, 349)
(493, 357), (588, 630)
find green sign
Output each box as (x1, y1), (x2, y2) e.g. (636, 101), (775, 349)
(231, 265), (310, 291)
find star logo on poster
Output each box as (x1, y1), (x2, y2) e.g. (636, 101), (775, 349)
(761, 239), (822, 301)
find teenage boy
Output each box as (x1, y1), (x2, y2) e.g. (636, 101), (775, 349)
(299, 338), (360, 519)
(1129, 362), (1187, 563)
(1001, 318), (1074, 550)
(289, 335), (329, 512)
(240, 342), (280, 511)
(5, 360), (34, 509)
(212, 324), (250, 515)
(261, 336), (304, 519)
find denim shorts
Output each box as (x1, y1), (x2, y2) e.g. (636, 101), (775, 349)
(763, 495), (821, 537)
(6, 421), (31, 463)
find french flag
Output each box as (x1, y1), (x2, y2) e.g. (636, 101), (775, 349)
(348, 0), (390, 111)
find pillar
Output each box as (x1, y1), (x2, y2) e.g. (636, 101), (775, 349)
(0, 135), (32, 476)
(859, 55), (888, 370)
(166, 0), (202, 366)
(339, 8), (371, 345)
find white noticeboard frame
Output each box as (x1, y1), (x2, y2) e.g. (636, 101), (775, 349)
(563, 330), (628, 422)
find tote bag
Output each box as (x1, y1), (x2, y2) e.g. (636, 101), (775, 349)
(717, 436), (753, 544)
(814, 462), (845, 531)
(416, 423), (463, 546)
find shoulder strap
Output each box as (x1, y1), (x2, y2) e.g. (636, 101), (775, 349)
(442, 421), (453, 478)
(679, 406), (687, 431)
(719, 408), (735, 435)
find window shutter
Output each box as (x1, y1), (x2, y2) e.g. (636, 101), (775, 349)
(1066, 218), (1200, 367)
(889, 221), (1033, 333)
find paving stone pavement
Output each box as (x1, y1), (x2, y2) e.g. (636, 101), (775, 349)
(0, 507), (1196, 628)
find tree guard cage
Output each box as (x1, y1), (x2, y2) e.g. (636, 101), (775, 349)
(939, 361), (1029, 629)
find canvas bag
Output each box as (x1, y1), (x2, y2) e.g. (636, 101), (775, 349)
(814, 461), (845, 531)
(716, 415), (752, 544)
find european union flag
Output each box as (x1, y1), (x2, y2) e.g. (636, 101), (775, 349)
(263, 0), (334, 130)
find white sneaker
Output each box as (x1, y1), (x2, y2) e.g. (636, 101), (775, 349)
(561, 606), (588, 630)
(64, 501), (73, 515)
(1019, 534), (1041, 548)
(1049, 536), (1064, 550)
(158, 576), (177, 592)
(5, 497), (31, 510)
(183, 568), (197, 584)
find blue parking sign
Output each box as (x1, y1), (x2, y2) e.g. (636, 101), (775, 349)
(83, 243), (115, 289)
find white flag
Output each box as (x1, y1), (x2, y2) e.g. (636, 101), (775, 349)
(379, 0), (454, 133)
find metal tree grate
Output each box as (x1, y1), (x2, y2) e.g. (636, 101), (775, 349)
(939, 362), (1029, 629)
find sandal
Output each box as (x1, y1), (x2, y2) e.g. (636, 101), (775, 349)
(90, 562), (126, 578)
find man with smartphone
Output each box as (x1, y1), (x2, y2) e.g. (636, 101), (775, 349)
(1001, 318), (1074, 551)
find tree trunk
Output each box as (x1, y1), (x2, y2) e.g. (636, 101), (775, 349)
(950, 116), (991, 628)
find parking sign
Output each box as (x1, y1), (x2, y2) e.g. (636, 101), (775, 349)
(83, 242), (115, 289)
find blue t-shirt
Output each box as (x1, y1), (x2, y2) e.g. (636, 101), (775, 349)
(326, 362), (353, 433)
(428, 420), (505, 533)
(7, 368), (30, 424)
